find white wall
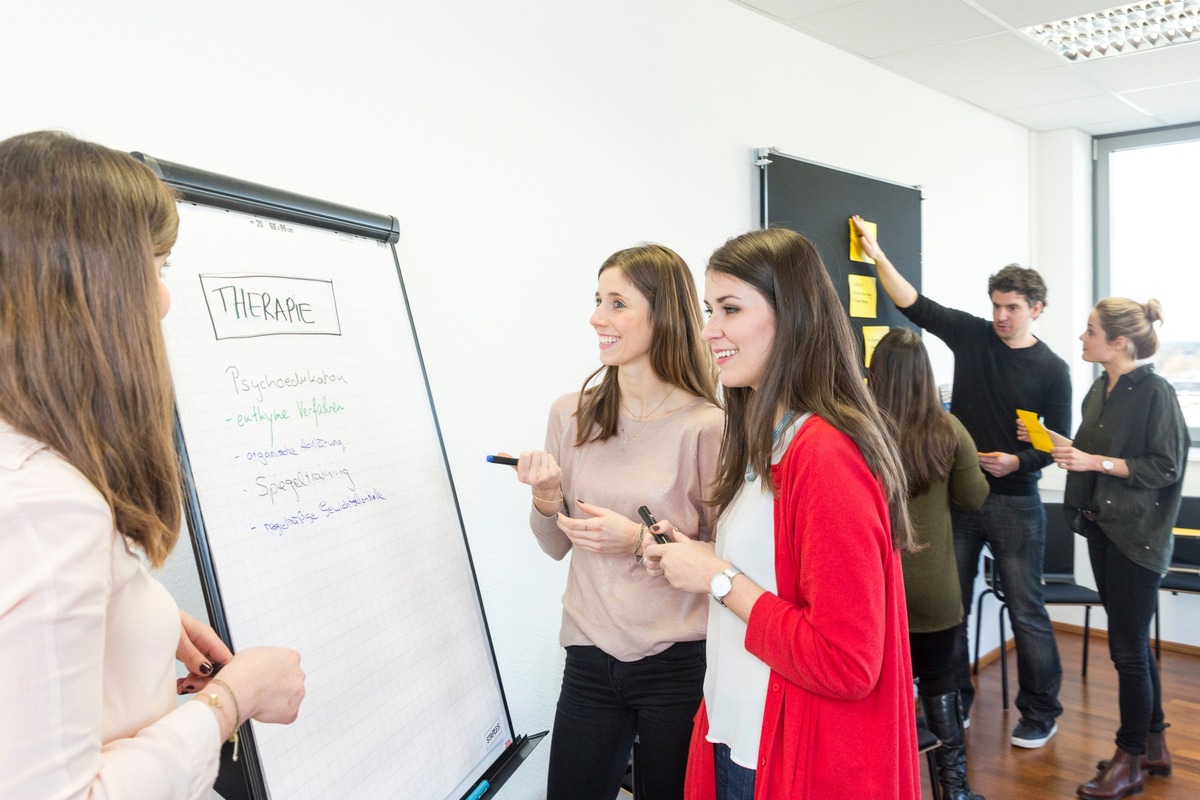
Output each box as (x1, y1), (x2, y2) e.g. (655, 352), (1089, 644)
(5, 1), (1037, 797)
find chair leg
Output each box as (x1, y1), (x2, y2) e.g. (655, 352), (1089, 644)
(925, 749), (941, 800)
(630, 735), (641, 799)
(999, 603), (1009, 710)
(1082, 606), (1090, 678)
(973, 588), (993, 676)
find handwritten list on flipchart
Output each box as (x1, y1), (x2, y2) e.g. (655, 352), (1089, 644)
(162, 204), (509, 799)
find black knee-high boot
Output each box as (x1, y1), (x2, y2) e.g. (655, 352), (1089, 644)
(921, 691), (984, 800)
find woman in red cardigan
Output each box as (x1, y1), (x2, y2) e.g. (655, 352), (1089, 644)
(646, 227), (921, 800)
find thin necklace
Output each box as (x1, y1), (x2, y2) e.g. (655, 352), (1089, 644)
(620, 386), (677, 446)
(620, 386), (676, 421)
(746, 409), (797, 482)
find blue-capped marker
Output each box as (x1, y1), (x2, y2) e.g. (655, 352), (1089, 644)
(486, 455), (519, 465)
(465, 779), (490, 800)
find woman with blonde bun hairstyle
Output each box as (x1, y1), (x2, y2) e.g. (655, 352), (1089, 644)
(1029, 297), (1189, 800)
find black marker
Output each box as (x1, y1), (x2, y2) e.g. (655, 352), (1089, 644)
(486, 455), (519, 465)
(638, 506), (669, 544)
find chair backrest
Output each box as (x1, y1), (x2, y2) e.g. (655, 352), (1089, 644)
(1042, 502), (1076, 583)
(1176, 496), (1200, 528)
(1173, 496), (1200, 568)
(1174, 535), (1200, 569)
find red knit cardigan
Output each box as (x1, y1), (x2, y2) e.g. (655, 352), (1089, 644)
(684, 416), (920, 800)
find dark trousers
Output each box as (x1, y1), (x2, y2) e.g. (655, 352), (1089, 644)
(1086, 525), (1165, 755)
(951, 493), (1063, 724)
(546, 641), (705, 800)
(910, 626), (959, 697)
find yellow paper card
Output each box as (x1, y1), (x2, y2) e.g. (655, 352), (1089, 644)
(848, 274), (877, 318)
(862, 325), (889, 368)
(849, 218), (876, 264)
(1016, 409), (1053, 453)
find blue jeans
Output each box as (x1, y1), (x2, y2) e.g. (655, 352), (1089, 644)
(1086, 525), (1164, 754)
(546, 641), (705, 800)
(951, 493), (1063, 724)
(714, 742), (756, 800)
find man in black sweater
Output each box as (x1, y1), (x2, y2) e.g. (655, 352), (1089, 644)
(853, 217), (1071, 750)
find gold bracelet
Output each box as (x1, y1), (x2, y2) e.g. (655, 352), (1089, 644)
(633, 523), (646, 558)
(532, 489), (563, 505)
(209, 678), (241, 763)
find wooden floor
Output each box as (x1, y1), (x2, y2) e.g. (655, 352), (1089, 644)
(942, 628), (1200, 800)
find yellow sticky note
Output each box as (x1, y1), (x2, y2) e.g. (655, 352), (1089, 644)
(850, 218), (877, 264)
(1016, 409), (1053, 453)
(863, 325), (889, 369)
(848, 274), (877, 318)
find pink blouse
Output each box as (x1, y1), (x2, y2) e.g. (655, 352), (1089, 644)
(0, 420), (221, 799)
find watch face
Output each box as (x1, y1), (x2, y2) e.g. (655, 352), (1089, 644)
(711, 572), (733, 598)
(1102, 459), (1114, 471)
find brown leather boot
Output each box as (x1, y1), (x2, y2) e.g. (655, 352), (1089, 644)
(1095, 726), (1171, 776)
(1077, 748), (1145, 799)
(1143, 727), (1172, 776)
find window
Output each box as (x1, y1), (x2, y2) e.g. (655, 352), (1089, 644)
(1095, 124), (1200, 443)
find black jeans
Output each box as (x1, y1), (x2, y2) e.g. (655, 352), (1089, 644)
(546, 641), (705, 800)
(1086, 525), (1165, 755)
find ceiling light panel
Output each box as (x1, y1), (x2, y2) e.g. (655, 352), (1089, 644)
(1024, 0), (1200, 60)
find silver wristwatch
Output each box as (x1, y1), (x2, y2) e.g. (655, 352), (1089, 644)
(710, 567), (743, 606)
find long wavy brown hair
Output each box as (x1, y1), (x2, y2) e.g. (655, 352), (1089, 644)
(868, 327), (958, 498)
(706, 228), (914, 552)
(575, 243), (719, 445)
(0, 131), (182, 567)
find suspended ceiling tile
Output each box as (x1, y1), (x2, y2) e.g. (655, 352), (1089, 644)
(784, 0), (1004, 59)
(876, 31), (1062, 87)
(948, 65), (1104, 109)
(1002, 93), (1155, 130)
(735, 0), (861, 20)
(1070, 41), (1200, 93)
(1122, 79), (1200, 116)
(972, 0), (1126, 29)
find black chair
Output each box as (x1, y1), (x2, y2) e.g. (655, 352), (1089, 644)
(1041, 502), (1103, 676)
(971, 554), (1014, 706)
(1154, 497), (1200, 660)
(971, 552), (1003, 677)
(917, 724), (942, 800)
(973, 502), (1102, 709)
(621, 736), (641, 797)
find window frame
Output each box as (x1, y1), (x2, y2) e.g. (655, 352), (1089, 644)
(1094, 122), (1200, 446)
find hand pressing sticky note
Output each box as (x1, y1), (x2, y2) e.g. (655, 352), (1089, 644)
(1016, 409), (1053, 453)
(849, 218), (876, 264)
